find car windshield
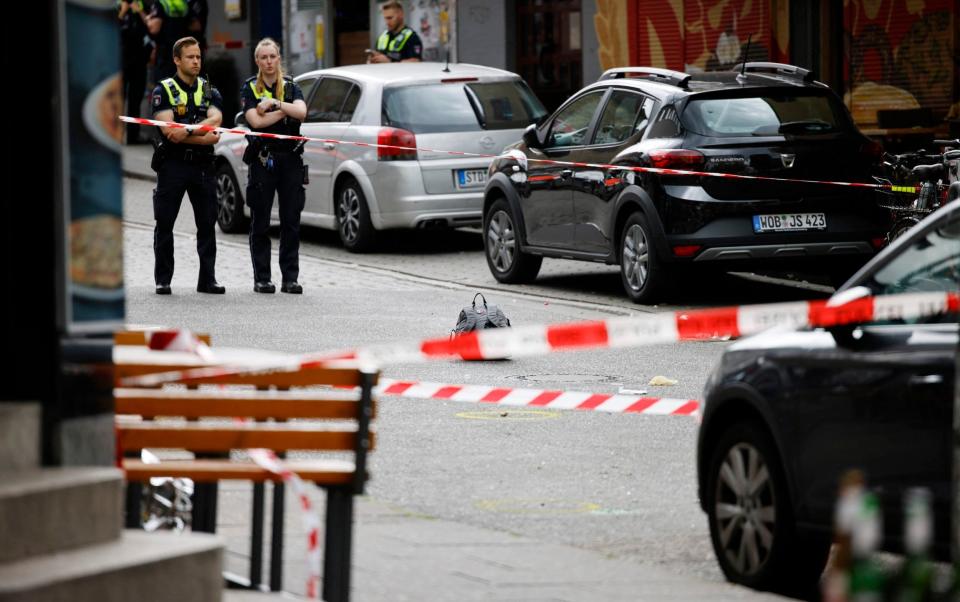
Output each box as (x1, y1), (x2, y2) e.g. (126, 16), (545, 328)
(683, 92), (844, 137)
(382, 80), (546, 134)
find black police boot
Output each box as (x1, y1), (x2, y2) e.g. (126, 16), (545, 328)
(197, 281), (226, 294)
(254, 281), (276, 294)
(281, 281), (302, 294)
(156, 284), (172, 295)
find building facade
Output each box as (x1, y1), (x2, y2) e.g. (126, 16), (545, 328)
(201, 1), (959, 141)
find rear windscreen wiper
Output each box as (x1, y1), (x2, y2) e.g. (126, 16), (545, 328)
(777, 120), (834, 134)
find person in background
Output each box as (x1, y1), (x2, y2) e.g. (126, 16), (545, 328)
(118, 0), (152, 144)
(147, 0), (189, 81)
(368, 1), (422, 63)
(240, 38), (308, 294)
(187, 0), (208, 54)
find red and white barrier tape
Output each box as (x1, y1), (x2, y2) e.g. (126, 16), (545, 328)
(147, 329), (216, 362)
(248, 449), (322, 599)
(119, 290), (959, 387)
(376, 378), (698, 416)
(120, 115), (918, 193)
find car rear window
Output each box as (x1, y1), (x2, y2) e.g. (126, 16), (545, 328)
(682, 92), (845, 137)
(382, 80), (546, 134)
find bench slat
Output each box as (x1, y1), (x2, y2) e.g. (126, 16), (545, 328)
(116, 423), (376, 452)
(114, 388), (375, 420)
(114, 331), (212, 346)
(175, 366), (376, 388)
(123, 458), (357, 484)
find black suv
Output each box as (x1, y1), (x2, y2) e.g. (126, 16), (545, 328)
(697, 199), (959, 595)
(483, 63), (889, 303)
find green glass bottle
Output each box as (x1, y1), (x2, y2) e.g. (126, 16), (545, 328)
(893, 488), (935, 602)
(849, 491), (886, 602)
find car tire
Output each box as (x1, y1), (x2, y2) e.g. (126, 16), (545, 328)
(216, 163), (248, 233)
(484, 198), (542, 283)
(619, 212), (665, 304)
(705, 421), (829, 597)
(336, 178), (376, 253)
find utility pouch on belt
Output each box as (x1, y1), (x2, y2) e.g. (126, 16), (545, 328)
(151, 138), (167, 172)
(242, 136), (261, 165)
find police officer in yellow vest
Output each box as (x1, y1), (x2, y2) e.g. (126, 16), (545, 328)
(150, 36), (225, 295)
(240, 38), (308, 294)
(368, 1), (422, 63)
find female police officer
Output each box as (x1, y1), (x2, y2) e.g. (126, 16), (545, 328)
(241, 38), (308, 294)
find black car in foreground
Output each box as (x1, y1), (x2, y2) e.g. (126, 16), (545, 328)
(697, 199), (959, 595)
(483, 62), (889, 303)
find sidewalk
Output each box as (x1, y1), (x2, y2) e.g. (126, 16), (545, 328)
(123, 144), (155, 181)
(121, 199), (789, 601)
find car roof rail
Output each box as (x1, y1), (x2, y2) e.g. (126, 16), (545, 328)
(731, 62), (815, 83)
(599, 67), (691, 89)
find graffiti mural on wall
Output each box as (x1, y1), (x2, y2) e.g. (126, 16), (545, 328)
(844, 0), (956, 126)
(594, 0), (789, 73)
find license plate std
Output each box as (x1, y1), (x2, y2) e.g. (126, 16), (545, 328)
(753, 213), (827, 233)
(456, 168), (487, 189)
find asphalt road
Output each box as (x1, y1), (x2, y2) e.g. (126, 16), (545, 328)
(122, 176), (833, 588)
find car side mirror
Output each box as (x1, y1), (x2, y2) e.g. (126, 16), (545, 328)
(522, 123), (542, 150)
(825, 285), (873, 348)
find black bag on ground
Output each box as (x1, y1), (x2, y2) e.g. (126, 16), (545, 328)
(452, 293), (511, 336)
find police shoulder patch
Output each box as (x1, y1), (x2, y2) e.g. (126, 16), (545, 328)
(152, 92), (162, 107)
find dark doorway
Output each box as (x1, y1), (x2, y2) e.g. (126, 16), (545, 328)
(515, 0), (583, 112)
(334, 1), (370, 66)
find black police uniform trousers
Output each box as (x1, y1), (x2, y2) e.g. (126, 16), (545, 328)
(153, 155), (218, 286)
(247, 152), (305, 283)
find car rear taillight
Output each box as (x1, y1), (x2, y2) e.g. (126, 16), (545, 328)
(870, 236), (887, 250)
(378, 127), (417, 161)
(672, 244), (702, 257)
(860, 140), (884, 163)
(648, 149), (705, 170)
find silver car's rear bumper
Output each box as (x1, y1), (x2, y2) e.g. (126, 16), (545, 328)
(368, 161), (485, 229)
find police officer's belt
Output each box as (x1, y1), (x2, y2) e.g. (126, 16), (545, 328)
(166, 146), (215, 164)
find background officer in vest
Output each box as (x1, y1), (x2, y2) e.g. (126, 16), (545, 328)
(118, 0), (152, 144)
(368, 1), (422, 63)
(147, 0), (189, 81)
(150, 36), (224, 295)
(240, 38), (308, 294)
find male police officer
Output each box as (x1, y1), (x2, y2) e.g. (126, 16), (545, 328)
(150, 36), (224, 295)
(368, 1), (422, 63)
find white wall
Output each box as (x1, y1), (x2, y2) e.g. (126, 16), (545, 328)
(457, 0), (508, 69)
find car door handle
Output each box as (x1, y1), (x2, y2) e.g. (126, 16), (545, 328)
(323, 142), (336, 150)
(909, 374), (945, 386)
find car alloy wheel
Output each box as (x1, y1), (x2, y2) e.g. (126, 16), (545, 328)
(713, 442), (776, 578)
(338, 186), (362, 244)
(215, 164), (247, 233)
(487, 209), (517, 273)
(622, 223), (649, 292)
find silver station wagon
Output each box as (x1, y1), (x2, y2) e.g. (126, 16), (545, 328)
(214, 62), (546, 251)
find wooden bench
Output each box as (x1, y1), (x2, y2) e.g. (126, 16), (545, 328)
(113, 334), (376, 602)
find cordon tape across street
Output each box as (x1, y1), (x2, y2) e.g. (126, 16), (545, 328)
(123, 290), (959, 387)
(120, 116), (928, 193)
(376, 378), (700, 416)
